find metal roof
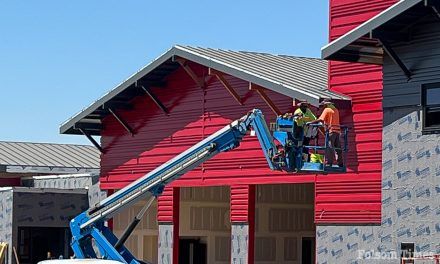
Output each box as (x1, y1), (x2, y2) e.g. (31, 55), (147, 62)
(60, 45), (350, 135)
(0, 141), (100, 174)
(321, 0), (427, 63)
(0, 186), (88, 194)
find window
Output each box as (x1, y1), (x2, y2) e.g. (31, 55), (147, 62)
(422, 83), (440, 133)
(401, 242), (414, 264)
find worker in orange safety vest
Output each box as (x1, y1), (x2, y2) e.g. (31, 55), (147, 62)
(308, 99), (343, 167)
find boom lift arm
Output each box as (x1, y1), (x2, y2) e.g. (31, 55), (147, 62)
(70, 109), (278, 263)
(69, 108), (348, 263)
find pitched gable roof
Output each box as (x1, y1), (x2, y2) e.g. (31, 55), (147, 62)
(61, 45), (349, 135)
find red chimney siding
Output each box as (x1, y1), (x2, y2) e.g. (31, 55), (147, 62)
(314, 0), (398, 224)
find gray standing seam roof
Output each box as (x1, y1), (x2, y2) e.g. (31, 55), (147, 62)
(321, 0), (425, 63)
(60, 45), (350, 135)
(0, 141), (100, 174)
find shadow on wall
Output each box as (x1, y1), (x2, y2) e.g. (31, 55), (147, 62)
(336, 99), (358, 172)
(383, 106), (420, 127)
(313, 99), (357, 172)
(99, 61), (293, 183)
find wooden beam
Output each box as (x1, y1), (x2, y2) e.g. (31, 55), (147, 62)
(78, 128), (103, 153)
(371, 30), (409, 43)
(108, 108), (135, 136)
(140, 85), (170, 115)
(137, 79), (167, 88)
(428, 0), (440, 20)
(377, 36), (412, 80)
(102, 101), (133, 111)
(204, 75), (215, 86)
(74, 122), (103, 131)
(208, 68), (243, 105)
(174, 57), (205, 88)
(249, 83), (282, 116)
(432, 5), (440, 20)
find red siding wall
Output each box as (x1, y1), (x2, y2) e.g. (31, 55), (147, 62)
(0, 176), (20, 187)
(230, 185), (255, 263)
(230, 185), (255, 223)
(100, 63), (315, 190)
(99, 0), (397, 225)
(157, 187), (180, 223)
(157, 187), (180, 263)
(314, 0), (397, 223)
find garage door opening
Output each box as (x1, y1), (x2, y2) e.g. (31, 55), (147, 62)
(179, 237), (207, 264)
(17, 226), (71, 264)
(180, 186), (231, 264)
(112, 194), (158, 263)
(255, 183), (315, 263)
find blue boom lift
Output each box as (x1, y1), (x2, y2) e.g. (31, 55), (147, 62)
(69, 109), (348, 263)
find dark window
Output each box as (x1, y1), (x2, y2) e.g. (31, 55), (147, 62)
(17, 227), (72, 264)
(422, 83), (440, 133)
(401, 242), (414, 264)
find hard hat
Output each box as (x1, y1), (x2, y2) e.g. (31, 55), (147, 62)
(296, 100), (310, 107)
(319, 98), (332, 106)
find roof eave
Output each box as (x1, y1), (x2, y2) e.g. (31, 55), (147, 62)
(173, 46), (329, 105)
(59, 47), (178, 134)
(321, 0), (424, 62)
(61, 46), (349, 135)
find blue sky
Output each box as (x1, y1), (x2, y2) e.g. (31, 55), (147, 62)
(0, 1), (328, 145)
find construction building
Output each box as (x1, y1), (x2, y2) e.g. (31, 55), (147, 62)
(60, 0), (440, 263)
(0, 142), (104, 264)
(320, 0), (440, 262)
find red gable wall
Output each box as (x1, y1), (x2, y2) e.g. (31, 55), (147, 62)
(99, 62), (315, 190)
(313, 0), (397, 223)
(98, 0), (397, 224)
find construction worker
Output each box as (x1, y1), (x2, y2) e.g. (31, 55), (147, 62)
(293, 100), (317, 160)
(308, 99), (343, 167)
